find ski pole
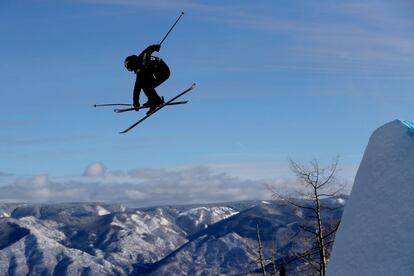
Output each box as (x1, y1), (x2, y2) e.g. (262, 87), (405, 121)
(159, 11), (185, 46)
(93, 103), (132, 107)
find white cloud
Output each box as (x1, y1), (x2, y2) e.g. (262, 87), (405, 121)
(0, 161), (353, 207)
(83, 162), (106, 177)
(0, 164), (273, 206)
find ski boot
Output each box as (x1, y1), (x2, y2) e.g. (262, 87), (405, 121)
(141, 101), (151, 108)
(146, 97), (164, 115)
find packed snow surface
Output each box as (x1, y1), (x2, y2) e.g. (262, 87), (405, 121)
(328, 120), (414, 276)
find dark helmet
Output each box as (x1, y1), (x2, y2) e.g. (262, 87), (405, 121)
(124, 55), (139, 72)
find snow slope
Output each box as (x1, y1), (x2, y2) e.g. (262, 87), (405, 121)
(0, 203), (240, 275)
(0, 199), (345, 275)
(327, 120), (414, 275)
(176, 206), (238, 234)
(139, 200), (345, 275)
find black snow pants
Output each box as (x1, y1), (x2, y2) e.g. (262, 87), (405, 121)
(133, 57), (170, 106)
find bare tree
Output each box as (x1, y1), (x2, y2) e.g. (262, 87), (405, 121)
(270, 237), (278, 276)
(270, 156), (343, 276)
(255, 224), (291, 276)
(279, 263), (286, 276)
(256, 224), (267, 276)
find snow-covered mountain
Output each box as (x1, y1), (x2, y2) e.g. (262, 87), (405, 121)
(0, 204), (15, 219)
(0, 199), (345, 275)
(176, 206), (238, 234)
(328, 120), (414, 276)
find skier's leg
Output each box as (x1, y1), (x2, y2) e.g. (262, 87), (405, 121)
(141, 69), (164, 104)
(141, 61), (169, 113)
(139, 70), (159, 107)
(143, 87), (163, 104)
(133, 75), (144, 109)
(143, 87), (164, 114)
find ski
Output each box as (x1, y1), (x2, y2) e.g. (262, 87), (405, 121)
(120, 83), (196, 134)
(114, 100), (188, 113)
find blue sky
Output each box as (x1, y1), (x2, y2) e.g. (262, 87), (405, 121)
(1, 0), (414, 205)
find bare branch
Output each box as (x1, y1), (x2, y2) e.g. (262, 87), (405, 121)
(300, 225), (318, 236)
(268, 186), (318, 213)
(321, 205), (344, 211)
(316, 155), (339, 190)
(322, 223), (340, 240)
(292, 251), (320, 272)
(318, 192), (340, 197)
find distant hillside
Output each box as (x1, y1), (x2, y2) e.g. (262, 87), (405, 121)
(0, 198), (346, 275)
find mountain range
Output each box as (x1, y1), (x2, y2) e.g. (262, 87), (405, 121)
(0, 197), (346, 275)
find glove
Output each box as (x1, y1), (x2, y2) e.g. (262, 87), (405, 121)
(133, 102), (140, 111)
(153, 44), (161, 52)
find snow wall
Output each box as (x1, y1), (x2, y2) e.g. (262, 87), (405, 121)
(327, 120), (414, 275)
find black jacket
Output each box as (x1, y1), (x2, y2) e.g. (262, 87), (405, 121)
(135, 44), (160, 72)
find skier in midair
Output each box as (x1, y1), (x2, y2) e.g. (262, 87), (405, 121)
(124, 44), (170, 114)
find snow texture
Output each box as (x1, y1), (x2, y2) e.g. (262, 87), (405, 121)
(0, 200), (345, 275)
(176, 207), (238, 234)
(328, 120), (414, 276)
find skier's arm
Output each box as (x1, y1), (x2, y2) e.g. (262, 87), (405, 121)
(133, 77), (142, 110)
(140, 44), (161, 69)
(142, 44), (161, 55)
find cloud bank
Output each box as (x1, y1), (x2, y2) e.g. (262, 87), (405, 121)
(0, 164), (285, 207)
(0, 161), (353, 207)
